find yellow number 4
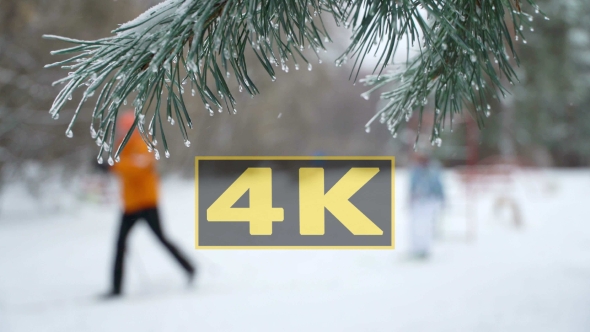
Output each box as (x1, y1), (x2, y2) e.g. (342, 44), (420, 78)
(206, 168), (284, 235)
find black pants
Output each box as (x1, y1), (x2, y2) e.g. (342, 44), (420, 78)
(112, 207), (194, 294)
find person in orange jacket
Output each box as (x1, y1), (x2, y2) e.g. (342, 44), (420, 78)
(104, 110), (195, 298)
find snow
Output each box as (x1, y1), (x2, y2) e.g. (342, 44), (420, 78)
(117, 0), (183, 34)
(1, 169), (590, 332)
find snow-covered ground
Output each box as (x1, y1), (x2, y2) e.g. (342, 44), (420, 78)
(1, 169), (589, 332)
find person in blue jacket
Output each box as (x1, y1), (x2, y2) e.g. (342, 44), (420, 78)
(408, 152), (445, 259)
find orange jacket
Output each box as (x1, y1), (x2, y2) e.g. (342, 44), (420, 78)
(111, 132), (159, 214)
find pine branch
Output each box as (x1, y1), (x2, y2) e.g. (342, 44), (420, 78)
(43, 0), (337, 163)
(43, 0), (544, 162)
(356, 0), (545, 148)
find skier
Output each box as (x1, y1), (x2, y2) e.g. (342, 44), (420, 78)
(103, 110), (196, 298)
(408, 152), (445, 259)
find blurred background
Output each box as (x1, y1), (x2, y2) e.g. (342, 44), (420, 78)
(0, 0), (589, 331)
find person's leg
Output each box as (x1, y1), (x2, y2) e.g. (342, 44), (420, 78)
(421, 200), (437, 256)
(111, 212), (138, 295)
(420, 200), (438, 256)
(142, 207), (195, 277)
(410, 202), (429, 258)
(409, 203), (421, 255)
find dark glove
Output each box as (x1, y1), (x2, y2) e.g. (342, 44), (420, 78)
(93, 160), (110, 174)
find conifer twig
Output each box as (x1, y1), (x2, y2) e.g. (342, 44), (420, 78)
(43, 0), (545, 160)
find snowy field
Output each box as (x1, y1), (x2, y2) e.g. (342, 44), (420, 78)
(0, 169), (589, 332)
